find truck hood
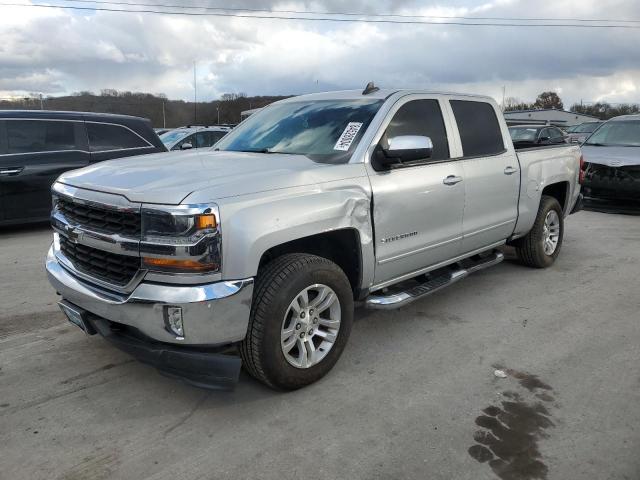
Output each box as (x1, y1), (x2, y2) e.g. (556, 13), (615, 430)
(58, 149), (360, 204)
(581, 145), (640, 167)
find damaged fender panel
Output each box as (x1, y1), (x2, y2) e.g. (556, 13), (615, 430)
(212, 172), (375, 287)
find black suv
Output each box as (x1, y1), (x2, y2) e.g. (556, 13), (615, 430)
(0, 111), (166, 226)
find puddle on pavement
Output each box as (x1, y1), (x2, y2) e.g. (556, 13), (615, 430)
(468, 367), (557, 480)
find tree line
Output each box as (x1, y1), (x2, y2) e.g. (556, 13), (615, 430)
(503, 91), (640, 120)
(0, 90), (291, 127)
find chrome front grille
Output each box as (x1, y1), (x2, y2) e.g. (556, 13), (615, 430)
(59, 236), (140, 286)
(57, 196), (141, 237)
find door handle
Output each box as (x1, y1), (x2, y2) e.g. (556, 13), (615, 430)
(443, 175), (463, 186)
(504, 166), (518, 175)
(0, 168), (23, 176)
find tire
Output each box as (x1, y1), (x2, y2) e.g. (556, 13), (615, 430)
(515, 195), (564, 268)
(240, 253), (354, 390)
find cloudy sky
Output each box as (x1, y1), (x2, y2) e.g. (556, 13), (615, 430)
(2, 0), (640, 106)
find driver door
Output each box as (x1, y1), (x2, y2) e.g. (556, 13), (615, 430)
(366, 96), (465, 286)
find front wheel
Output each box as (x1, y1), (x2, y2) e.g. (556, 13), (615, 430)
(515, 195), (564, 268)
(240, 253), (354, 390)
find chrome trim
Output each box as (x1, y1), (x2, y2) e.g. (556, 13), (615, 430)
(53, 182), (141, 212)
(46, 245), (254, 345)
(0, 168), (23, 175)
(51, 182), (222, 285)
(53, 233), (146, 294)
(84, 120), (154, 148)
(51, 211), (139, 256)
(0, 118), (155, 157)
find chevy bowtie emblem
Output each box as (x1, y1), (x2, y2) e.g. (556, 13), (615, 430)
(67, 227), (84, 243)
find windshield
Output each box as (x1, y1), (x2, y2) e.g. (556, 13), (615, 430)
(509, 127), (539, 142)
(215, 99), (384, 163)
(584, 120), (640, 146)
(574, 122), (600, 133)
(160, 129), (190, 146)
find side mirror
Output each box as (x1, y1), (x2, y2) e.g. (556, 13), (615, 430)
(538, 136), (550, 144)
(373, 135), (433, 169)
(181, 142), (193, 150)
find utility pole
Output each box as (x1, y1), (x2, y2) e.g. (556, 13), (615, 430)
(193, 61), (197, 124)
(162, 100), (166, 128)
(217, 105), (220, 124)
(501, 86), (506, 112)
(39, 93), (43, 110)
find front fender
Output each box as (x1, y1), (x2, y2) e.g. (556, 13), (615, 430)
(216, 179), (374, 288)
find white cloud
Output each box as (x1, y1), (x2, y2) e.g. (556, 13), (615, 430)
(1, 0), (640, 106)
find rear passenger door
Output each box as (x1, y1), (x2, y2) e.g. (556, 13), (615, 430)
(367, 96), (465, 286)
(86, 121), (156, 162)
(0, 119), (89, 223)
(446, 99), (519, 253)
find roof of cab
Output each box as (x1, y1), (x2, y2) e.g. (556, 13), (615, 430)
(278, 89), (496, 103)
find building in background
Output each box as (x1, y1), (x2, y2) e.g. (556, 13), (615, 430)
(504, 109), (599, 127)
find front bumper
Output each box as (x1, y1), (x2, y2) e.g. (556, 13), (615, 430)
(583, 163), (640, 201)
(46, 245), (254, 346)
(63, 305), (242, 389)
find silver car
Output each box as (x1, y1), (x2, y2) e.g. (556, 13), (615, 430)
(160, 125), (231, 151)
(581, 115), (640, 201)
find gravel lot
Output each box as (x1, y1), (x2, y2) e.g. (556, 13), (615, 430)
(1, 210), (639, 480)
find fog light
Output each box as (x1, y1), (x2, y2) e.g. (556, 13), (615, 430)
(164, 306), (184, 339)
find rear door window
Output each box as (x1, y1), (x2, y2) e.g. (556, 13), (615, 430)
(210, 130), (227, 145)
(86, 122), (150, 152)
(450, 100), (504, 157)
(195, 131), (211, 148)
(6, 120), (76, 154)
(382, 99), (450, 161)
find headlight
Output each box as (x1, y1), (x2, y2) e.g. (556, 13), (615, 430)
(140, 204), (221, 274)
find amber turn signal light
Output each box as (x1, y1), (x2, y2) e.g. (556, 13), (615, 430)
(196, 214), (217, 229)
(143, 257), (217, 271)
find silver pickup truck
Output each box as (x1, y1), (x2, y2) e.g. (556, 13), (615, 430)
(46, 86), (583, 390)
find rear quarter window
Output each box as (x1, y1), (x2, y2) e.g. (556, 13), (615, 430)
(86, 122), (150, 152)
(450, 100), (505, 157)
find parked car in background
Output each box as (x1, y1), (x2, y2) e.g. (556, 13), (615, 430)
(154, 128), (171, 136)
(508, 125), (567, 148)
(160, 125), (231, 151)
(0, 110), (166, 226)
(46, 87), (582, 390)
(566, 121), (603, 144)
(581, 115), (640, 202)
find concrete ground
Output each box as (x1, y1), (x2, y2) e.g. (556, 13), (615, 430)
(0, 210), (638, 480)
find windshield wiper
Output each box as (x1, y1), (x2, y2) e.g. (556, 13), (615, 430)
(236, 148), (275, 153)
(584, 142), (607, 146)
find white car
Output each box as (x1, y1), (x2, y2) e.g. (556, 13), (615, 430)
(160, 125), (231, 151)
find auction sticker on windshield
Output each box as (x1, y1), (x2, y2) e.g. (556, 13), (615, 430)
(334, 122), (363, 151)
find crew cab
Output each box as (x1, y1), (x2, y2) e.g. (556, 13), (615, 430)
(45, 86), (583, 390)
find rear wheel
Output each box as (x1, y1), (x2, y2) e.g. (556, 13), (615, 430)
(240, 253), (354, 390)
(515, 195), (564, 268)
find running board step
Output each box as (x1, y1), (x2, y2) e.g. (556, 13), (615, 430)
(365, 250), (504, 310)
